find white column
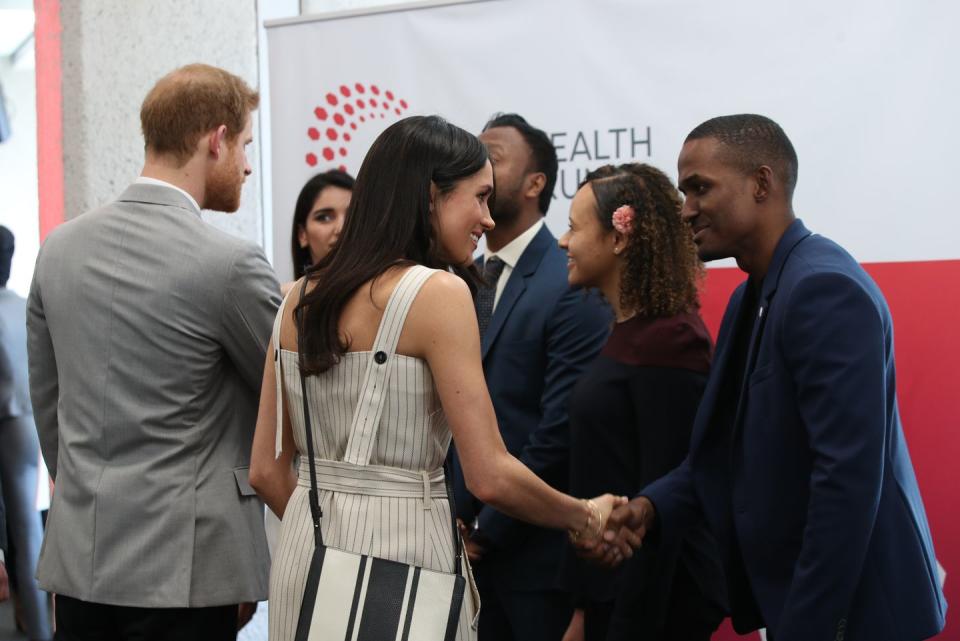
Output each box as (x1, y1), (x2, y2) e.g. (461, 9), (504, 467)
(59, 0), (264, 244)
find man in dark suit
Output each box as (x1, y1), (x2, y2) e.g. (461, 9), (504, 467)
(449, 113), (611, 640)
(0, 478), (8, 602)
(0, 226), (10, 605)
(599, 114), (946, 641)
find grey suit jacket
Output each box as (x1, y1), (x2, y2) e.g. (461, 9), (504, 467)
(27, 183), (281, 608)
(0, 288), (32, 420)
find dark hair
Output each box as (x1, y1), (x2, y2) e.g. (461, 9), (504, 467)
(581, 164), (702, 317)
(290, 169), (356, 279)
(0, 226), (12, 287)
(686, 114), (798, 198)
(483, 113), (557, 214)
(297, 115), (488, 374)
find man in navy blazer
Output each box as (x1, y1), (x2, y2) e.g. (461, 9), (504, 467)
(450, 113), (611, 640)
(598, 115), (945, 641)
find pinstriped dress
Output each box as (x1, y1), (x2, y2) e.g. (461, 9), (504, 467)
(268, 266), (479, 640)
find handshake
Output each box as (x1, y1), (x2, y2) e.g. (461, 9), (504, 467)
(570, 495), (657, 568)
(457, 495), (656, 567)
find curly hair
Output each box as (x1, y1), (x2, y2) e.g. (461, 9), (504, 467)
(581, 163), (702, 318)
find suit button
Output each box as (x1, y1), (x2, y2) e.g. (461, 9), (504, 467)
(374, 351), (387, 364)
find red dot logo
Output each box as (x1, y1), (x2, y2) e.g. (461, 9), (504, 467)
(304, 82), (412, 168)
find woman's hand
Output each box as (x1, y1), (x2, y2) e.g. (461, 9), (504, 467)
(570, 494), (627, 545)
(591, 493), (627, 534)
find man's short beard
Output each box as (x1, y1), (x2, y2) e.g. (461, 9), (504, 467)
(205, 167), (243, 213)
(491, 197), (521, 225)
(491, 182), (523, 225)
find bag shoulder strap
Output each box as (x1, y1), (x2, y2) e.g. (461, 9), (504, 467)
(295, 279), (325, 546)
(342, 265), (437, 466)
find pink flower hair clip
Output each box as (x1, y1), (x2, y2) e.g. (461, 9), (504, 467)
(611, 204), (636, 235)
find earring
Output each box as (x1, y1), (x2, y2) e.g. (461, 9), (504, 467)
(300, 240), (308, 249)
(614, 248), (621, 255)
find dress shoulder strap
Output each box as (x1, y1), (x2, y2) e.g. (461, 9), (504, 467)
(272, 284), (298, 458)
(342, 265), (438, 465)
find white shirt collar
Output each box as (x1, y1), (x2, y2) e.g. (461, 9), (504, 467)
(134, 176), (202, 213)
(483, 219), (544, 269)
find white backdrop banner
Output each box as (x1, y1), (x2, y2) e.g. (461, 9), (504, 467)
(266, 0), (957, 282)
(265, 4), (960, 640)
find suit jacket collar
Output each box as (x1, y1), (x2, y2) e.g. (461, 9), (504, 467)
(726, 218), (812, 445)
(480, 223), (555, 359)
(116, 183), (202, 218)
(759, 218), (812, 301)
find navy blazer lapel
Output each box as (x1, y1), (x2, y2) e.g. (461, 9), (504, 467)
(730, 219), (813, 438)
(759, 218), (812, 303)
(691, 282), (746, 450)
(481, 224), (554, 360)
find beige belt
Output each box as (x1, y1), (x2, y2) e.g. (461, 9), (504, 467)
(297, 457), (447, 509)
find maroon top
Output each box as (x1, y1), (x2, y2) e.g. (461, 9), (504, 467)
(601, 310), (712, 372)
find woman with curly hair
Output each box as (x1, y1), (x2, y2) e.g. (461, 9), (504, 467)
(558, 164), (726, 641)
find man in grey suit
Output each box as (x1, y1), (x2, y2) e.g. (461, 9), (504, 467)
(27, 64), (281, 641)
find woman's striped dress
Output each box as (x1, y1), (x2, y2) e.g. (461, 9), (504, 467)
(268, 266), (479, 640)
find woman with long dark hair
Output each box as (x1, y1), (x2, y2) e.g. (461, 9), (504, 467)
(288, 169), (355, 282)
(250, 116), (622, 640)
(558, 164), (726, 641)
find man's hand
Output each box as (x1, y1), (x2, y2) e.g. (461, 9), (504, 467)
(0, 562), (10, 602)
(574, 496), (654, 568)
(237, 601), (258, 631)
(603, 496), (655, 565)
(457, 519), (485, 563)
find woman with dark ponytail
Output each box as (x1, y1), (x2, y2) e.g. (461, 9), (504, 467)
(250, 116), (624, 640)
